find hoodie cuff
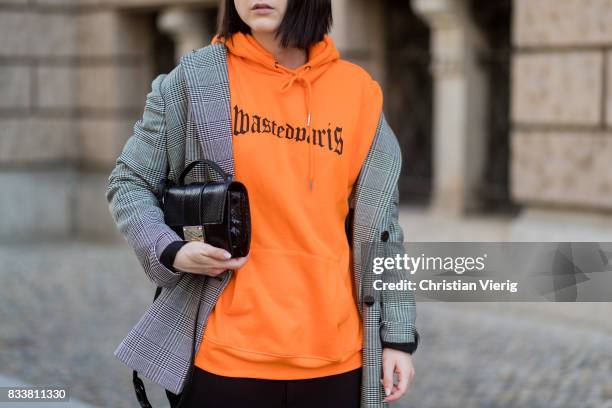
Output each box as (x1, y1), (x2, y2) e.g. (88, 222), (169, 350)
(160, 240), (189, 272)
(382, 330), (419, 355)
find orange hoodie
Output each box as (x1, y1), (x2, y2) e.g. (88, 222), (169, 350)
(194, 31), (383, 379)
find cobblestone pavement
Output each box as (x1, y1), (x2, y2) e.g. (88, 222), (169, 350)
(406, 302), (612, 408)
(1, 241), (611, 408)
(0, 240), (169, 408)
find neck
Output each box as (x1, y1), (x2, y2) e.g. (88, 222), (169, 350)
(252, 31), (307, 70)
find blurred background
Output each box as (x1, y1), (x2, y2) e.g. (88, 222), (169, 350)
(1, 0), (612, 407)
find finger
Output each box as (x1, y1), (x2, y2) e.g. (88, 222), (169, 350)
(207, 268), (228, 277)
(386, 384), (401, 398)
(381, 381), (401, 403)
(226, 256), (249, 269)
(381, 358), (395, 398)
(391, 367), (409, 400)
(200, 244), (232, 261)
(202, 256), (249, 273)
(212, 256), (249, 269)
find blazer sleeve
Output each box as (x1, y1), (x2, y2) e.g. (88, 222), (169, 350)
(105, 73), (185, 288)
(377, 114), (419, 350)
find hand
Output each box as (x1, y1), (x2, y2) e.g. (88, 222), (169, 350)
(380, 348), (415, 403)
(173, 241), (249, 277)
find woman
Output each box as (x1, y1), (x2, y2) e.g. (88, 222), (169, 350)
(106, 0), (418, 407)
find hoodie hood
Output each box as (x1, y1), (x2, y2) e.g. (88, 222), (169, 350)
(213, 32), (340, 190)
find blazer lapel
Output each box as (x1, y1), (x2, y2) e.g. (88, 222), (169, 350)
(180, 43), (235, 179)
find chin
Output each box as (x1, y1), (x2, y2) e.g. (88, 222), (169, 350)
(248, 20), (280, 34)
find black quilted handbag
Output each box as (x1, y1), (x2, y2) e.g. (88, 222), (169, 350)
(157, 159), (251, 257)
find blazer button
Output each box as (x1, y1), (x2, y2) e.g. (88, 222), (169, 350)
(381, 231), (390, 242)
(363, 295), (375, 306)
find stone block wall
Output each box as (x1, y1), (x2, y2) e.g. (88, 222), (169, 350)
(0, 0), (154, 241)
(511, 0), (612, 211)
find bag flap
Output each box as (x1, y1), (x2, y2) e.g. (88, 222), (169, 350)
(200, 182), (228, 224)
(163, 182), (231, 227)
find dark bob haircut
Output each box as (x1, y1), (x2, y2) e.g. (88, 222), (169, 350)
(217, 0), (333, 49)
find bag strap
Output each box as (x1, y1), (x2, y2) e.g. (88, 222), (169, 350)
(178, 159), (232, 185)
(132, 282), (202, 408)
(132, 286), (162, 408)
(154, 159), (231, 210)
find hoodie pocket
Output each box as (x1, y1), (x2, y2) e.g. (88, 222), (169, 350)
(211, 247), (357, 363)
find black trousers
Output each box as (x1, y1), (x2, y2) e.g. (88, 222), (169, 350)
(167, 366), (362, 408)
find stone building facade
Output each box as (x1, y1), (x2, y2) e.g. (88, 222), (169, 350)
(0, 0), (157, 241)
(1, 0), (611, 243)
(512, 0), (612, 211)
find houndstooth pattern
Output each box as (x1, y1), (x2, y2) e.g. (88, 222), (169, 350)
(105, 43), (416, 407)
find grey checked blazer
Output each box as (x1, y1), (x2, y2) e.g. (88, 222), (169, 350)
(105, 43), (417, 408)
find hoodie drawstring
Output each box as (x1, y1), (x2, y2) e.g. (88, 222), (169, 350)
(279, 66), (315, 191)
